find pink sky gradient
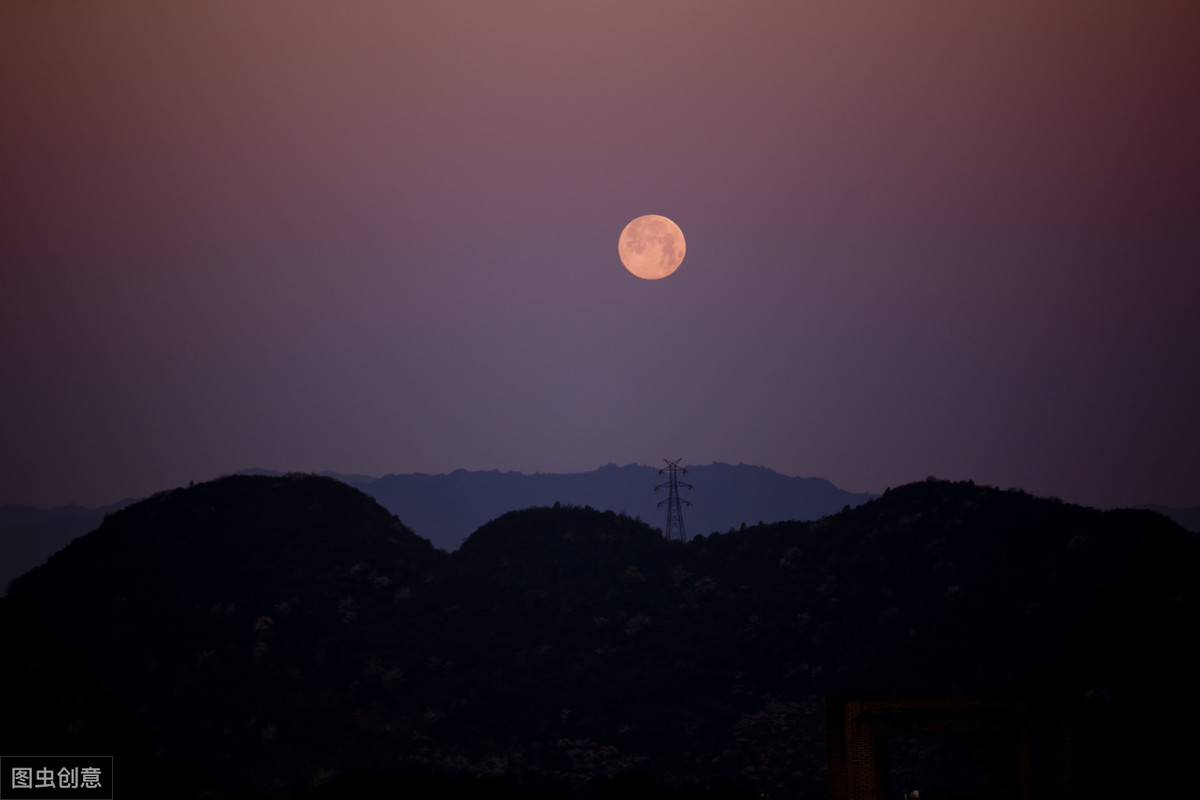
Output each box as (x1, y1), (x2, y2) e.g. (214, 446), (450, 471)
(3, 1), (1198, 510)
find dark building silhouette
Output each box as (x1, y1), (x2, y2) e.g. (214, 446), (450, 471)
(827, 694), (1074, 800)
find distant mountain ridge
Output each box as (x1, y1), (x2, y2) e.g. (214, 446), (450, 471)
(1136, 502), (1200, 534)
(0, 499), (134, 597)
(333, 463), (876, 550)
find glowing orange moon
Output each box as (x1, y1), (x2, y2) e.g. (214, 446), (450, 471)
(618, 215), (686, 280)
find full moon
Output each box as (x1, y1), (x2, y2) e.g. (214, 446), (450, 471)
(618, 214), (686, 280)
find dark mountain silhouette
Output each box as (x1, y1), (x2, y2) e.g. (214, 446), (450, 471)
(2, 474), (1196, 798)
(10, 466), (1199, 599)
(2, 475), (444, 797)
(0, 465), (870, 595)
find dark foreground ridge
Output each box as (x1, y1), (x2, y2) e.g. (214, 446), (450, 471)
(0, 463), (874, 594)
(2, 474), (1196, 798)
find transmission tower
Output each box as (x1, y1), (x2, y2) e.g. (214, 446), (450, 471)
(655, 458), (694, 542)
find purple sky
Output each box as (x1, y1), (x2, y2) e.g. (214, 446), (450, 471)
(3, 1), (1198, 510)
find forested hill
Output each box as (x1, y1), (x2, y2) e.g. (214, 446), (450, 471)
(1, 474), (1195, 799)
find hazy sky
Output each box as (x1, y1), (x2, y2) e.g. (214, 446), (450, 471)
(3, 1), (1198, 509)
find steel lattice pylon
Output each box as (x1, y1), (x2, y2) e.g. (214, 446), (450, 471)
(655, 458), (694, 542)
